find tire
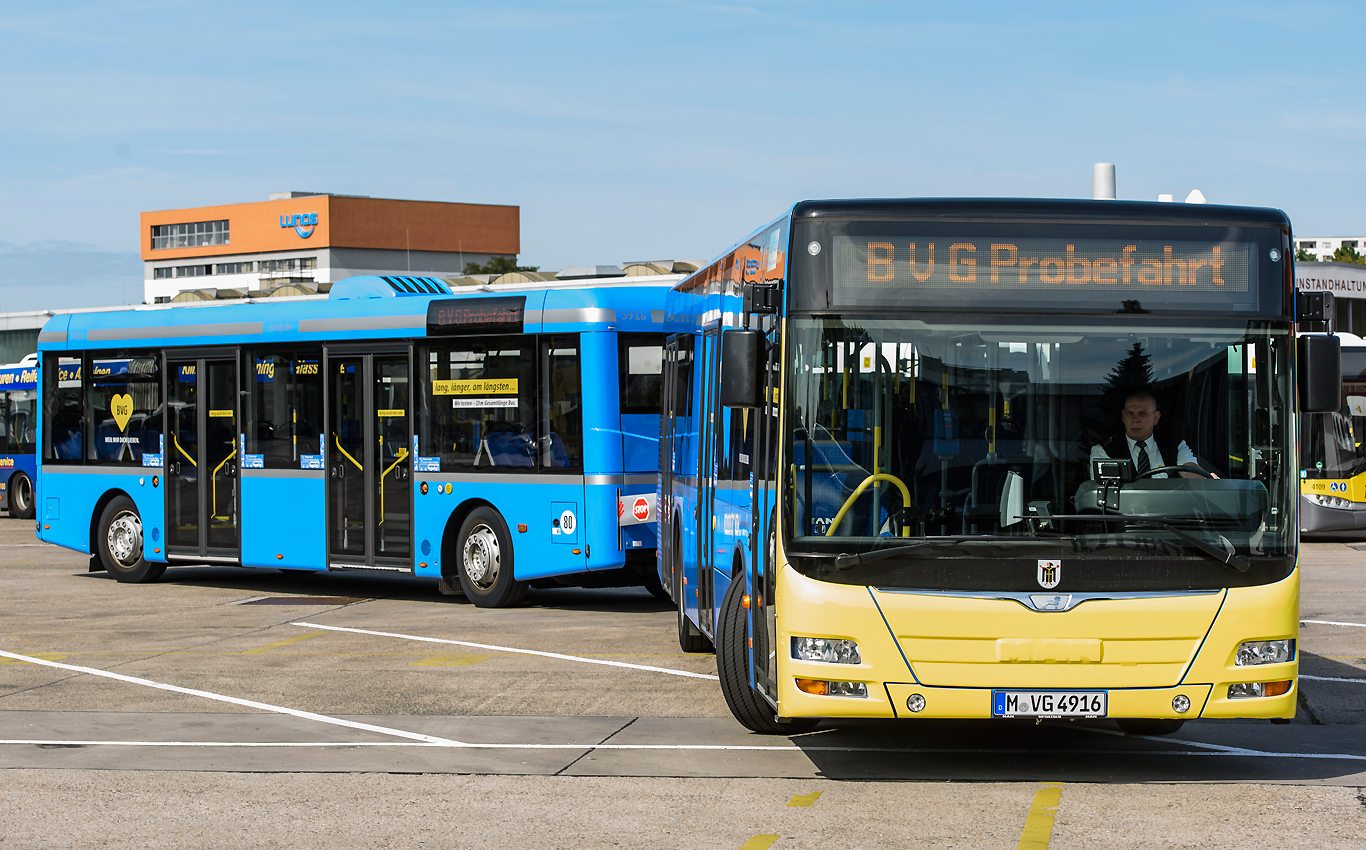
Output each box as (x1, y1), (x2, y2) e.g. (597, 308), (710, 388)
(676, 527), (712, 653)
(97, 496), (165, 583)
(641, 559), (670, 601)
(1116, 718), (1185, 736)
(717, 575), (817, 734)
(8, 472), (35, 520)
(455, 507), (526, 608)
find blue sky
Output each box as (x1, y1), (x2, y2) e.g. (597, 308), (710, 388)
(1, 1), (1363, 310)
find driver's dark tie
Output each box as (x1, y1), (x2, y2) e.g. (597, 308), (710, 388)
(1134, 440), (1151, 476)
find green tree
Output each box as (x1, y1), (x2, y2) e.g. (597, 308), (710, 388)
(463, 256), (539, 275)
(1332, 245), (1366, 265)
(1296, 247), (1318, 263)
(1103, 343), (1155, 400)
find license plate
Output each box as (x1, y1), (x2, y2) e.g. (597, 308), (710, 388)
(992, 690), (1107, 718)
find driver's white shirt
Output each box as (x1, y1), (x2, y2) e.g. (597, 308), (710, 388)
(1089, 435), (1197, 479)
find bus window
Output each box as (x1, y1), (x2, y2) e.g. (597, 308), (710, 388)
(7, 390), (35, 454)
(729, 407), (752, 481)
(422, 338), (536, 471)
(618, 334), (663, 415)
(244, 348), (323, 468)
(89, 353), (161, 466)
(540, 336), (583, 470)
(45, 355), (84, 463)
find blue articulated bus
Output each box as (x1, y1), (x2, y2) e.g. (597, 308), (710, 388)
(36, 274), (672, 606)
(1, 353), (39, 519)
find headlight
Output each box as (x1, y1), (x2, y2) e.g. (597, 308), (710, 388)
(1235, 639), (1295, 666)
(791, 636), (861, 664)
(795, 678), (868, 698)
(1228, 681), (1293, 699)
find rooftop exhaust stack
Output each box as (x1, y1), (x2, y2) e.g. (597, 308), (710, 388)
(1092, 163), (1117, 200)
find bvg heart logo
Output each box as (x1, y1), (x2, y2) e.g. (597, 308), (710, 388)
(110, 394), (134, 431)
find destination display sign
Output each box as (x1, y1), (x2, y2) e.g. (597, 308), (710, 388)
(836, 236), (1251, 294)
(801, 224), (1272, 314)
(426, 296), (525, 336)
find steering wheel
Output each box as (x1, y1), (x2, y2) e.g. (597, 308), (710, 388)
(1133, 464), (1215, 480)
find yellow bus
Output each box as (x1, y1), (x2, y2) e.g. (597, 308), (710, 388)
(1299, 332), (1366, 537)
(659, 199), (1339, 735)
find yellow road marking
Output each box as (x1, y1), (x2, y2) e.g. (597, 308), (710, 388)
(410, 655), (490, 667)
(738, 836), (779, 850)
(1018, 783), (1063, 850)
(242, 631), (327, 655)
(786, 791), (822, 807)
(0, 652), (67, 664)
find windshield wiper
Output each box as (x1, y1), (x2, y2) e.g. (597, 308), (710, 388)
(833, 539), (958, 570)
(1045, 514), (1251, 573)
(829, 535), (1062, 570)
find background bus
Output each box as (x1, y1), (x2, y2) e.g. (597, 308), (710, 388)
(1299, 331), (1366, 537)
(662, 198), (1337, 735)
(1, 353), (38, 520)
(37, 274), (670, 606)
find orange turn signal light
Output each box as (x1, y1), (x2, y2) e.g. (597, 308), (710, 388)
(517, 524), (527, 533)
(741, 594), (750, 609)
(1264, 680), (1293, 697)
(795, 678), (829, 696)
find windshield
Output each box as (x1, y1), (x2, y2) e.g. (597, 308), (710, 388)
(782, 316), (1295, 588)
(1300, 346), (1366, 480)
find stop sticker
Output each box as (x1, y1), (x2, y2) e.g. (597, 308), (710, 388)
(632, 497), (650, 521)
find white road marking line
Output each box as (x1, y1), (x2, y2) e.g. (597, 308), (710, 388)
(291, 621), (721, 680)
(1301, 619), (1366, 628)
(1300, 673), (1366, 685)
(1074, 725), (1264, 755)
(0, 739), (1363, 760)
(0, 648), (469, 747)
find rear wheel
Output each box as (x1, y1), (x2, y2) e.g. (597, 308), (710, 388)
(8, 471), (34, 520)
(1116, 718), (1185, 736)
(98, 496), (165, 583)
(717, 575), (816, 734)
(641, 559), (670, 601)
(456, 507), (527, 608)
(675, 527), (712, 653)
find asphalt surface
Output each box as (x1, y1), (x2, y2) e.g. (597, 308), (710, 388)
(1, 514), (1364, 848)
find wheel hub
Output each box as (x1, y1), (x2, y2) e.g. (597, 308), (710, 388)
(107, 511), (143, 567)
(463, 524), (500, 588)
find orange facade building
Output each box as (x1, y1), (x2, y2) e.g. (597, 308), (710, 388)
(140, 193), (519, 302)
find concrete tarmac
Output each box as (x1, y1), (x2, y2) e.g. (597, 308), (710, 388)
(2, 516), (1365, 848)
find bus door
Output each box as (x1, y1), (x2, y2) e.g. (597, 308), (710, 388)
(165, 355), (239, 560)
(697, 328), (721, 636)
(325, 348), (412, 571)
(750, 326), (781, 700)
(660, 334), (692, 595)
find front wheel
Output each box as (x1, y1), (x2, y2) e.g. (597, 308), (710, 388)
(717, 576), (817, 734)
(8, 472), (34, 520)
(1116, 718), (1185, 736)
(456, 507), (526, 608)
(98, 496), (165, 583)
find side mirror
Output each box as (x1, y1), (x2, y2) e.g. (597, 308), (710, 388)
(1298, 334), (1342, 413)
(720, 329), (761, 408)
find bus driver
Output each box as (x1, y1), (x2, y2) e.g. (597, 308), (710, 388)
(1090, 390), (1214, 480)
